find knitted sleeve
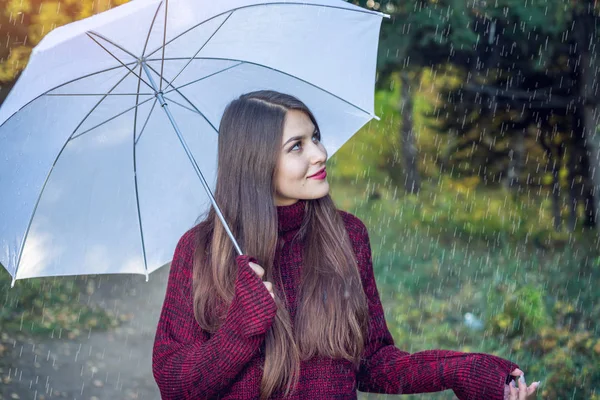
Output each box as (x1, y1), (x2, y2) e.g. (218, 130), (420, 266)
(342, 214), (520, 400)
(152, 227), (278, 399)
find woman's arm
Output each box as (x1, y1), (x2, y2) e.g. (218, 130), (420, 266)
(152, 228), (277, 399)
(348, 217), (519, 400)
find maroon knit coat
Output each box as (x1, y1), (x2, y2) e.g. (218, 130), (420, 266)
(153, 200), (519, 399)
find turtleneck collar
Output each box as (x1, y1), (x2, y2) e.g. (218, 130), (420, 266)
(276, 199), (306, 234)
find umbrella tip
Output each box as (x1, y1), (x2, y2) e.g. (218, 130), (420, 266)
(372, 114), (381, 121)
(10, 277), (16, 288)
(145, 272), (149, 282)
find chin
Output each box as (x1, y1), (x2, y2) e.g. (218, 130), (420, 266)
(303, 185), (330, 200)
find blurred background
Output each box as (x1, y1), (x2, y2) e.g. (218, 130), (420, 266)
(1, 0), (599, 399)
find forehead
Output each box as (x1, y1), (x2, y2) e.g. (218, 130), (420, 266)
(283, 110), (315, 138)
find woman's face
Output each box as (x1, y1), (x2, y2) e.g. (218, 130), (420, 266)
(273, 109), (329, 206)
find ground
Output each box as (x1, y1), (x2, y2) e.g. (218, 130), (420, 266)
(0, 266), (440, 400)
(0, 266), (170, 400)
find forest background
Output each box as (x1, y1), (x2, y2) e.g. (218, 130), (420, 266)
(0, 0), (599, 398)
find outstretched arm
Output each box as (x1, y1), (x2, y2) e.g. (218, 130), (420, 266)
(351, 220), (519, 400)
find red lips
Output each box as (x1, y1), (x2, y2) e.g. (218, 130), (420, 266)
(308, 168), (327, 179)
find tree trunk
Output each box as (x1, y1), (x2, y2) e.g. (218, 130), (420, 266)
(584, 181), (597, 228)
(583, 107), (600, 228)
(575, 2), (600, 230)
(551, 158), (562, 231)
(567, 152), (580, 232)
(504, 130), (524, 194)
(399, 71), (421, 194)
(568, 110), (585, 231)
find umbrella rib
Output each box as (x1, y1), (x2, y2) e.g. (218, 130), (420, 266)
(135, 98), (158, 145)
(70, 96), (154, 141)
(47, 93), (154, 96)
(12, 68), (140, 282)
(162, 95), (201, 115)
(67, 69), (136, 141)
(156, 56), (376, 120)
(0, 64), (139, 130)
(132, 62), (150, 279)
(161, 11), (234, 90)
(134, 3), (164, 148)
(145, 2), (387, 59)
(87, 31), (139, 60)
(162, 62), (243, 95)
(86, 32), (155, 93)
(142, 0), (164, 59)
(159, 0), (168, 92)
(144, 63), (219, 133)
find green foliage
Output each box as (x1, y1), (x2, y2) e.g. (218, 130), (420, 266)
(328, 88), (401, 184)
(330, 171), (600, 399)
(350, 0), (580, 84)
(487, 283), (550, 338)
(0, 267), (120, 338)
(482, 0), (572, 36)
(332, 181), (600, 400)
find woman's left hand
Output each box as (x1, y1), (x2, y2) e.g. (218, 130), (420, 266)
(504, 368), (540, 399)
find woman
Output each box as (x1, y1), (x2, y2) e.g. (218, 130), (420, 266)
(152, 90), (540, 399)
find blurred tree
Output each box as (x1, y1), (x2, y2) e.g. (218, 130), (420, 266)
(399, 70), (421, 193)
(397, 0), (599, 231)
(0, 0), (129, 103)
(352, 0), (480, 194)
(572, 0), (600, 229)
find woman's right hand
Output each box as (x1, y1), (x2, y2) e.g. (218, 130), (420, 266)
(248, 262), (275, 299)
(505, 369), (539, 399)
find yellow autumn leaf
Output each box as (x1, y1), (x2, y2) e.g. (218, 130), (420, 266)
(28, 2), (72, 44)
(0, 46), (32, 82)
(4, 0), (32, 18)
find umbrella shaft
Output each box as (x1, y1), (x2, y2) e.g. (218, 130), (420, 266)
(141, 63), (243, 256)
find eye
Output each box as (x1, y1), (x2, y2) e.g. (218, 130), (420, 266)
(290, 131), (320, 152)
(312, 130), (321, 143)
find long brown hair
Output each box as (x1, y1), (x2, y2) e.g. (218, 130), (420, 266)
(192, 90), (369, 399)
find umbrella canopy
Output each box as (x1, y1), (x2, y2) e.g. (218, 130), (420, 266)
(0, 0), (386, 285)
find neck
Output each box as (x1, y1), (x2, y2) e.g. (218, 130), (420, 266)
(276, 199), (306, 235)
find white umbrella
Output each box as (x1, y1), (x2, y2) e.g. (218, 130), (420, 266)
(0, 0), (387, 286)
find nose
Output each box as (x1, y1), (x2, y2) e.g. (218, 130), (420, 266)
(308, 140), (327, 165)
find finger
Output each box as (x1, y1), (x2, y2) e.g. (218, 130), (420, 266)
(518, 375), (527, 399)
(527, 382), (540, 397)
(509, 381), (518, 400)
(248, 262), (264, 279)
(511, 368), (524, 377)
(264, 281), (273, 293)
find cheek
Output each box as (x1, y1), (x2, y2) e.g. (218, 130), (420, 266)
(279, 159), (307, 183)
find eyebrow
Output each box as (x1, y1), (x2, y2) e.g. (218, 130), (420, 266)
(282, 129), (319, 147)
(283, 135), (304, 147)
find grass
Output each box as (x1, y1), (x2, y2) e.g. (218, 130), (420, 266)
(329, 176), (600, 399)
(0, 269), (120, 340)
